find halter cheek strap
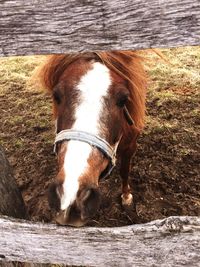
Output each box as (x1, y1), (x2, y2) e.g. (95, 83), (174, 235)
(54, 129), (121, 178)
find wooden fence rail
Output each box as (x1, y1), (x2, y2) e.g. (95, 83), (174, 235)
(1, 144), (200, 266)
(0, 0), (200, 57)
(0, 215), (200, 266)
(0, 1), (200, 266)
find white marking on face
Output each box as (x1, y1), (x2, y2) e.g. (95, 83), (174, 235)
(60, 62), (111, 211)
(61, 141), (91, 210)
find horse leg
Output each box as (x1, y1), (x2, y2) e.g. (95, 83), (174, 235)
(119, 153), (133, 206)
(119, 130), (139, 206)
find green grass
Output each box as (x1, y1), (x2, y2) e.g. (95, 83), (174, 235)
(14, 138), (25, 148)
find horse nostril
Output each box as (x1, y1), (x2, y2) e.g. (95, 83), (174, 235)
(55, 205), (87, 227)
(76, 186), (101, 220)
(55, 210), (67, 225)
(56, 210), (65, 217)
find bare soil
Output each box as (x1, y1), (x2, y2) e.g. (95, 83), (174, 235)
(0, 53), (199, 227)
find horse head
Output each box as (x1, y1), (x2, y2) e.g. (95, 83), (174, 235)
(39, 52), (146, 226)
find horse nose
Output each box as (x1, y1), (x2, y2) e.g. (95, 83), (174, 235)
(55, 206), (86, 227)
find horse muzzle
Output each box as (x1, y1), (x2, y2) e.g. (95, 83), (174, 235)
(48, 178), (101, 227)
(55, 204), (88, 227)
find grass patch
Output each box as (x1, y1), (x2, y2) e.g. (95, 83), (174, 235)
(14, 138), (24, 148)
(9, 115), (24, 125)
(0, 55), (46, 96)
(144, 46), (200, 91)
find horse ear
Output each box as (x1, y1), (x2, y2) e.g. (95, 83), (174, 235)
(76, 187), (101, 221)
(48, 182), (61, 212)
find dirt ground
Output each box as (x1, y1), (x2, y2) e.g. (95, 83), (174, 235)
(0, 47), (199, 227)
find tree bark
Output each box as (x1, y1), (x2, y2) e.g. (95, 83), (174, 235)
(0, 146), (27, 219)
(0, 215), (200, 266)
(0, 146), (27, 267)
(0, 0), (199, 57)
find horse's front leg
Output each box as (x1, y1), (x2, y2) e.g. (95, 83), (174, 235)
(119, 152), (134, 206)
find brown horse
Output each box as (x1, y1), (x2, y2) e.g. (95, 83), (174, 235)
(38, 51), (146, 226)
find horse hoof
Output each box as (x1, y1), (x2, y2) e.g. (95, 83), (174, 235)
(121, 193), (133, 206)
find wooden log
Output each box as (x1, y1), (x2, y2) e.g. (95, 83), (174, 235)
(0, 0), (199, 57)
(0, 215), (200, 266)
(0, 146), (27, 219)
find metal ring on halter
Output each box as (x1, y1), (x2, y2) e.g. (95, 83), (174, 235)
(54, 129), (121, 178)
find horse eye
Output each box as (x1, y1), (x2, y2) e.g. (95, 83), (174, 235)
(53, 91), (61, 104)
(116, 93), (128, 108)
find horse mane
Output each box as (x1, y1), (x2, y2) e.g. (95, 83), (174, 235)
(38, 51), (147, 130)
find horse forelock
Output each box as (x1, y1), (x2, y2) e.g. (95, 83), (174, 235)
(38, 51), (146, 130)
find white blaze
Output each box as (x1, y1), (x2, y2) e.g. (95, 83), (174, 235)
(60, 62), (111, 210)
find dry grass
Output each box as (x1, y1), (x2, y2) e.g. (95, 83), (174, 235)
(141, 46), (200, 135)
(144, 46), (200, 89)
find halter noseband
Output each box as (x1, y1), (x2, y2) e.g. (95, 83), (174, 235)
(54, 106), (134, 178)
(54, 129), (121, 178)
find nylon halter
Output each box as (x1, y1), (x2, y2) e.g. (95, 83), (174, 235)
(53, 106), (134, 178)
(54, 129), (121, 178)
